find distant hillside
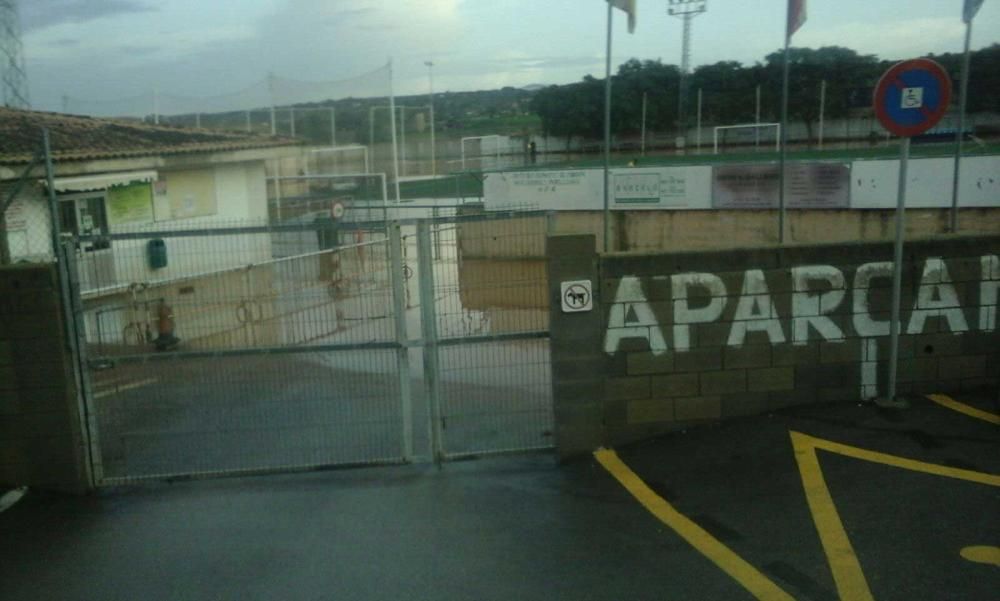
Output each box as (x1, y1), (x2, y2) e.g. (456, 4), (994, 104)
(394, 86), (539, 136)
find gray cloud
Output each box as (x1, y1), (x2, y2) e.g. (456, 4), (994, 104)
(21, 0), (156, 32)
(331, 8), (377, 21)
(487, 56), (600, 70)
(117, 45), (159, 56)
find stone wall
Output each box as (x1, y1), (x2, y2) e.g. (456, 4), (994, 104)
(548, 234), (1000, 458)
(0, 264), (92, 493)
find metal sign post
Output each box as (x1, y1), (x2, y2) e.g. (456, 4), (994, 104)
(872, 58), (952, 407)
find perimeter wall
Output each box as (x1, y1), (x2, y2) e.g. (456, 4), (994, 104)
(547, 234), (1000, 458)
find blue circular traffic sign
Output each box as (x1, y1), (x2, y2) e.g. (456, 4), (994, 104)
(873, 58), (952, 138)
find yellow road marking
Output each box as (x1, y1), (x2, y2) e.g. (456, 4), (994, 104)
(794, 431), (1000, 487)
(93, 377), (159, 400)
(791, 433), (875, 601)
(926, 394), (1000, 425)
(960, 546), (1000, 567)
(791, 431), (1000, 601)
(593, 448), (795, 601)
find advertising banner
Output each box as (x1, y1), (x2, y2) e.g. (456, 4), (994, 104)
(712, 163), (849, 209)
(484, 170), (603, 211)
(611, 167), (699, 209)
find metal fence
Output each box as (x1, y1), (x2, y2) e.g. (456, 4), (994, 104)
(64, 209), (553, 483)
(419, 213), (553, 458)
(68, 222), (404, 482)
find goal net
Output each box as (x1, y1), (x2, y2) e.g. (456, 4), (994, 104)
(308, 146), (371, 176)
(459, 135), (503, 171)
(63, 64), (400, 180)
(713, 123), (780, 154)
(268, 174), (388, 229)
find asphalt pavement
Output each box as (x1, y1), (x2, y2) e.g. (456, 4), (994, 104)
(1, 392), (997, 601)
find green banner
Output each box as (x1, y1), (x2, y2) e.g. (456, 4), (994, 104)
(107, 182), (154, 224)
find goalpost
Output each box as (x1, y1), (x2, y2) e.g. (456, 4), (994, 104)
(460, 135), (502, 170)
(713, 123), (781, 154)
(268, 173), (389, 225)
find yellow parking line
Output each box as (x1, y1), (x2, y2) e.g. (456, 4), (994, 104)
(593, 448), (795, 601)
(926, 394), (1000, 425)
(960, 546), (1000, 567)
(791, 431), (1000, 601)
(93, 377), (159, 400)
(790, 433), (875, 601)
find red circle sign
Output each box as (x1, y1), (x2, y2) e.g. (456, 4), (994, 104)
(873, 58), (952, 138)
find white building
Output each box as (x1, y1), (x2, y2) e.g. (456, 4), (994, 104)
(1, 108), (323, 351)
(0, 107), (305, 292)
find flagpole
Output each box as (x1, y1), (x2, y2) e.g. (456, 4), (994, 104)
(778, 33), (790, 244)
(388, 59), (401, 203)
(950, 18), (973, 233)
(603, 0), (613, 253)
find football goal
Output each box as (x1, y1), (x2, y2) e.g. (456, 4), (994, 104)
(307, 145), (371, 175)
(713, 123), (780, 154)
(460, 135), (502, 170)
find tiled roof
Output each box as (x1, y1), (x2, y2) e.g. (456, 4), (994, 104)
(0, 107), (301, 165)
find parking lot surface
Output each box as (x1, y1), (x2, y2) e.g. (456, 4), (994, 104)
(1, 392), (997, 601)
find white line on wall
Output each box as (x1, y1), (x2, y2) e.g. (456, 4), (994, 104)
(861, 339), (878, 400)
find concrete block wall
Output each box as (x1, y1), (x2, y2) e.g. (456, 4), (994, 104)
(548, 234), (1000, 457)
(0, 264), (92, 493)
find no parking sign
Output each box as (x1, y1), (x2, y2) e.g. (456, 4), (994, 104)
(871, 58), (953, 405)
(873, 58), (952, 137)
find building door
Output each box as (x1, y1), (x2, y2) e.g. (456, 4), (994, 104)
(59, 193), (116, 290)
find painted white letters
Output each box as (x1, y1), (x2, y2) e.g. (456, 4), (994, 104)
(981, 255), (999, 332)
(671, 273), (727, 352)
(727, 270), (786, 346)
(604, 276), (668, 355)
(907, 258), (969, 334)
(603, 255), (995, 355)
(853, 261), (894, 337)
(792, 265), (846, 344)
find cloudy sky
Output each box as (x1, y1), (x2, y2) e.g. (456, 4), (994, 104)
(19, 0), (1000, 114)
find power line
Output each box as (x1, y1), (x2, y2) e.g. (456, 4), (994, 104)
(0, 0), (29, 109)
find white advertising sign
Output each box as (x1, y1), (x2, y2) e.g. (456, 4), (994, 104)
(852, 156), (1000, 209)
(485, 166), (711, 211)
(483, 157), (1000, 212)
(610, 167), (711, 210)
(484, 170), (602, 211)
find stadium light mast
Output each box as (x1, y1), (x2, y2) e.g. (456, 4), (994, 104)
(668, 0), (706, 145)
(0, 0), (30, 109)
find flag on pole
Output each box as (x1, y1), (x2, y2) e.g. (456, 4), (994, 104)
(787, 0), (807, 39)
(964, 0), (985, 23)
(608, 0), (637, 33)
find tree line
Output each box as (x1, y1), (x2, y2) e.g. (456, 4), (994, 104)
(531, 45), (1000, 144)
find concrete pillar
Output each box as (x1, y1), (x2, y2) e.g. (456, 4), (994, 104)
(546, 234), (606, 459)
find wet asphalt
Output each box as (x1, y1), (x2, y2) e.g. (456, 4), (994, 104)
(1, 392), (997, 601)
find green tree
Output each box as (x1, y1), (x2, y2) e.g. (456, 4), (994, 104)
(761, 46), (880, 142)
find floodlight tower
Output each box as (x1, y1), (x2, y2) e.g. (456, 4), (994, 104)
(0, 0), (30, 109)
(668, 0), (706, 142)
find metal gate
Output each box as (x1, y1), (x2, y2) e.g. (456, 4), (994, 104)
(67, 210), (553, 484)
